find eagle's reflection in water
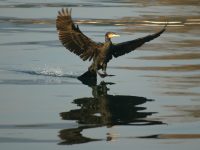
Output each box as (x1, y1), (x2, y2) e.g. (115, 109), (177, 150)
(59, 82), (163, 145)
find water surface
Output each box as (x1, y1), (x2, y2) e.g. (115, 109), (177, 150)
(0, 0), (200, 150)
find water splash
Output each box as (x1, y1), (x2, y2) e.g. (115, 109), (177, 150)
(6, 67), (79, 78)
(37, 67), (65, 77)
(30, 67), (79, 78)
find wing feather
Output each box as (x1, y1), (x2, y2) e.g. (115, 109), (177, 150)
(111, 26), (166, 58)
(56, 8), (102, 61)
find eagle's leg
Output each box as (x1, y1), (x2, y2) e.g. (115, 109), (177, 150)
(88, 62), (98, 74)
(102, 63), (108, 75)
(98, 63), (108, 78)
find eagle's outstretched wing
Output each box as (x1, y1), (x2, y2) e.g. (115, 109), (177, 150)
(111, 26), (166, 58)
(56, 8), (102, 61)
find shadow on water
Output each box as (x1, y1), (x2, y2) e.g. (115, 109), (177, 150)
(59, 81), (164, 145)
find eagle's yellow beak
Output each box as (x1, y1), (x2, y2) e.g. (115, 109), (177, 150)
(110, 33), (120, 38)
(109, 33), (120, 38)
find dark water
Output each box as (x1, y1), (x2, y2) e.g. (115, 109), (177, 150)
(0, 0), (200, 149)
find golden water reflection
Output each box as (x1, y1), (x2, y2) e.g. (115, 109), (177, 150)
(112, 64), (200, 72)
(140, 133), (200, 139)
(161, 105), (200, 124)
(97, 0), (200, 6)
(136, 53), (200, 60)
